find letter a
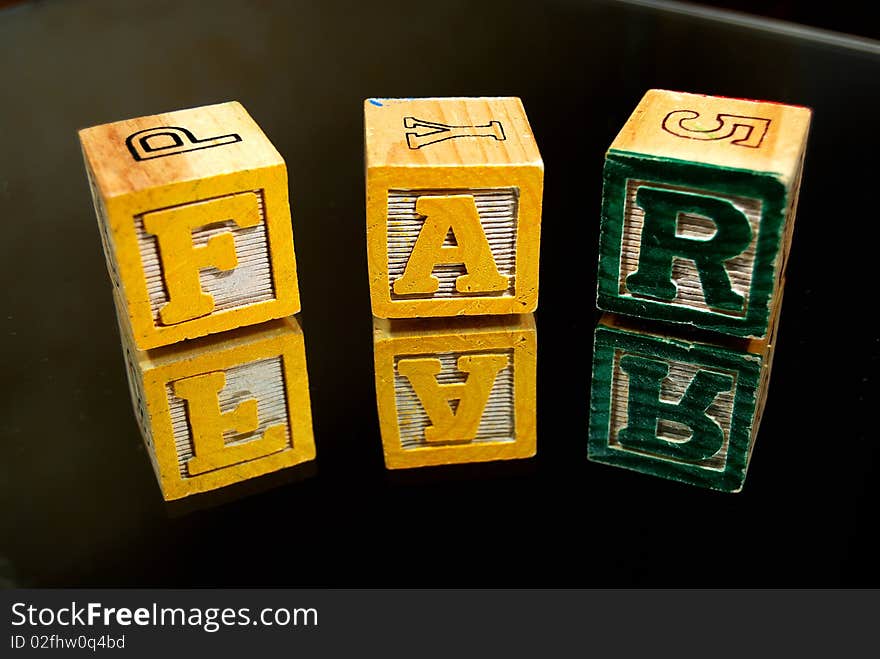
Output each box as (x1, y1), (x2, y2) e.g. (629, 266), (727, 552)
(172, 370), (287, 475)
(143, 192), (262, 325)
(398, 353), (508, 442)
(392, 195), (508, 295)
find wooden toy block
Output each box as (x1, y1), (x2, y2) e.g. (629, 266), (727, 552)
(373, 314), (537, 469)
(119, 314), (315, 500)
(596, 89), (811, 339)
(79, 101), (300, 350)
(588, 311), (779, 492)
(365, 97), (543, 318)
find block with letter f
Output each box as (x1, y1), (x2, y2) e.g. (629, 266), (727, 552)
(79, 101), (301, 349)
(597, 89), (811, 339)
(365, 97), (543, 318)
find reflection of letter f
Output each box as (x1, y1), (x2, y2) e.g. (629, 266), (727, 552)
(174, 371), (287, 476)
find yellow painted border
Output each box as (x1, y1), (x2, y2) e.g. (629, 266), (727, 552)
(373, 316), (537, 468)
(367, 165), (542, 318)
(108, 164), (300, 350)
(141, 318), (315, 500)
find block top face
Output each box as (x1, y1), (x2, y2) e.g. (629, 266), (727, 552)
(610, 89), (811, 185)
(79, 101), (284, 198)
(364, 97), (542, 169)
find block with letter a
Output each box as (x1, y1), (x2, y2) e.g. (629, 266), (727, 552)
(365, 97), (543, 318)
(119, 315), (315, 500)
(372, 314), (537, 469)
(596, 89), (811, 339)
(79, 101), (301, 350)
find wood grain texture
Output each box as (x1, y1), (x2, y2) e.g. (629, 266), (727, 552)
(365, 98), (543, 318)
(80, 101), (300, 350)
(597, 89), (810, 339)
(373, 314), (537, 469)
(118, 314), (315, 501)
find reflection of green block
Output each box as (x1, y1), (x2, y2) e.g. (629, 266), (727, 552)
(588, 321), (773, 492)
(596, 89), (811, 339)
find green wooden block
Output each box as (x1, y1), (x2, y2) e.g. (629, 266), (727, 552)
(596, 89), (811, 339)
(588, 317), (774, 492)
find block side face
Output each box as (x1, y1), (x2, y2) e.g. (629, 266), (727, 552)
(597, 152), (787, 338)
(79, 101), (284, 199)
(588, 325), (762, 492)
(105, 165), (298, 350)
(140, 322), (314, 500)
(83, 151), (131, 323)
(364, 97), (542, 169)
(373, 320), (537, 469)
(610, 89), (811, 184)
(367, 165), (541, 318)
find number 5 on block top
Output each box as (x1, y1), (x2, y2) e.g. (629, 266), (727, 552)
(597, 90), (811, 339)
(79, 101), (301, 350)
(365, 97), (544, 318)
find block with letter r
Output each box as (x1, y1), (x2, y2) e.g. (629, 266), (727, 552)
(588, 317), (776, 492)
(597, 89), (811, 339)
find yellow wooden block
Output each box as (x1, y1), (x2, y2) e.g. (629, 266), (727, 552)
(80, 101), (300, 350)
(373, 314), (537, 469)
(365, 97), (543, 318)
(120, 314), (315, 500)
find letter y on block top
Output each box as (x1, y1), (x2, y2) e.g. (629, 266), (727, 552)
(596, 90), (811, 339)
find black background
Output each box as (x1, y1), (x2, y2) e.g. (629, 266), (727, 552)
(0, 0), (877, 586)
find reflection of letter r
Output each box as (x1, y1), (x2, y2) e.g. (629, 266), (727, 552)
(618, 355), (733, 462)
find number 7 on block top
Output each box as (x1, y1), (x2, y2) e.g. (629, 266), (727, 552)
(365, 97), (544, 318)
(597, 90), (811, 339)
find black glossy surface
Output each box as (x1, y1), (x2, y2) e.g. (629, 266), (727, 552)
(0, 0), (877, 586)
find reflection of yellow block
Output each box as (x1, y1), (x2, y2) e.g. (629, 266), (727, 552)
(365, 97), (543, 318)
(373, 314), (537, 469)
(120, 315), (315, 500)
(80, 101), (300, 350)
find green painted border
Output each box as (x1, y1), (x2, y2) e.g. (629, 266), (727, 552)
(597, 151), (788, 338)
(588, 324), (762, 492)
